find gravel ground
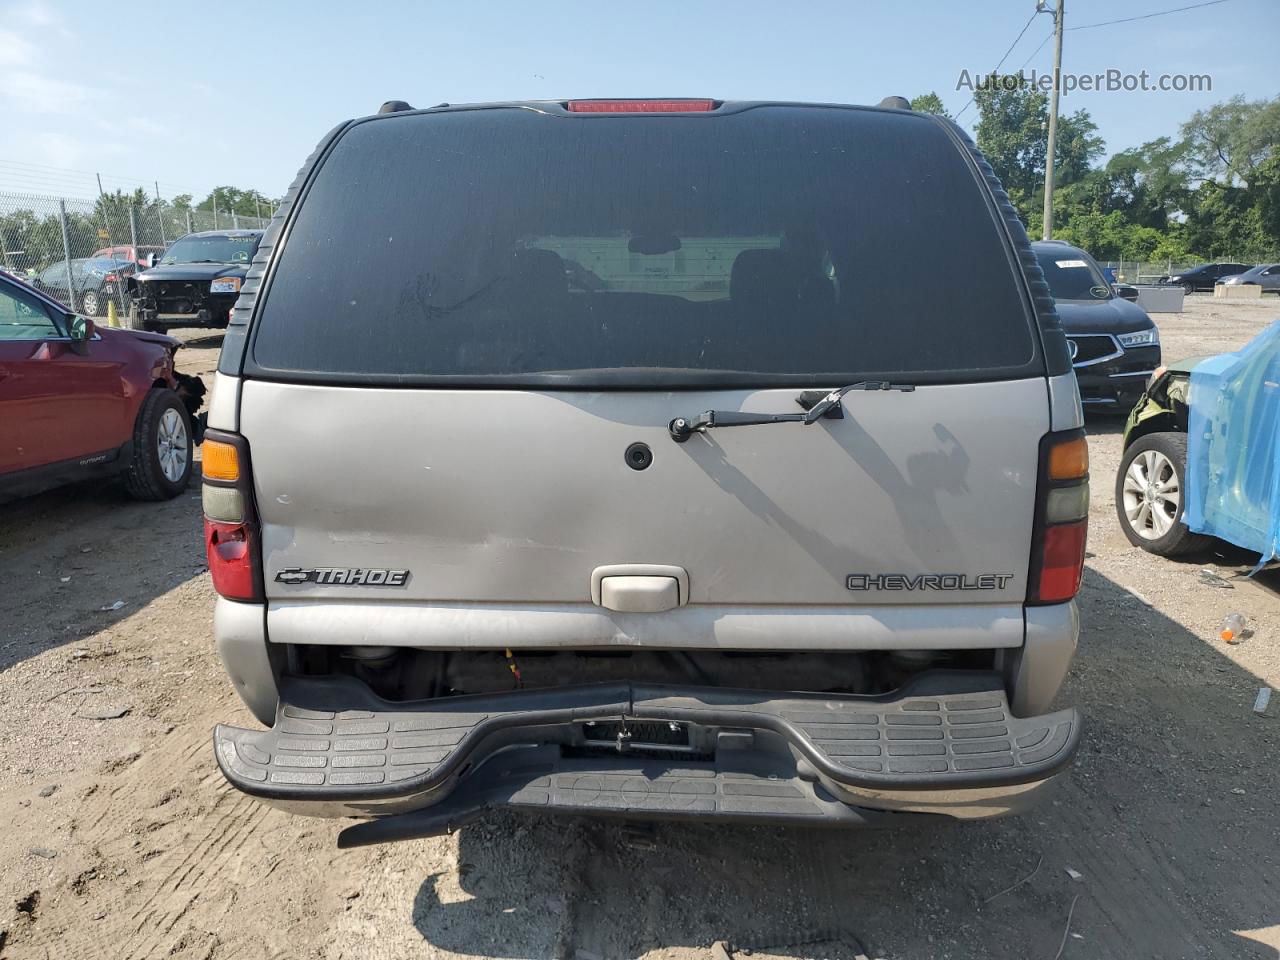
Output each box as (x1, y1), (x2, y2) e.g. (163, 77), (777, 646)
(1, 296), (1278, 960)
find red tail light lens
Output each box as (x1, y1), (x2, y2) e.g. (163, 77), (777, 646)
(1035, 521), (1087, 603)
(1028, 430), (1089, 605)
(567, 99), (715, 113)
(201, 429), (262, 602)
(105, 272), (118, 282)
(205, 518), (262, 601)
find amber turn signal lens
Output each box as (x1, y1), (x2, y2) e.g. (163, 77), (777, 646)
(1048, 436), (1089, 480)
(202, 439), (240, 482)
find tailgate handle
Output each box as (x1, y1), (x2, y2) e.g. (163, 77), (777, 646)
(590, 564), (689, 612)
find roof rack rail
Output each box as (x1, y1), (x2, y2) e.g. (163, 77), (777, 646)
(378, 100), (414, 115)
(878, 96), (912, 110)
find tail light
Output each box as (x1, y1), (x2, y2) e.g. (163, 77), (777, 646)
(104, 272), (118, 282)
(1028, 430), (1089, 605)
(201, 430), (263, 602)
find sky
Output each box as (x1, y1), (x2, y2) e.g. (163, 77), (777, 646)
(1, 0), (1277, 203)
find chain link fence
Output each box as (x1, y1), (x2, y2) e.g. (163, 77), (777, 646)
(0, 190), (270, 316)
(1101, 259), (1280, 284)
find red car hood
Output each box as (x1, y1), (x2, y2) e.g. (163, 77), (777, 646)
(98, 325), (182, 350)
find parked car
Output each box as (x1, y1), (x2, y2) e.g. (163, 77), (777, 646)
(0, 269), (205, 502)
(1161, 262), (1251, 292)
(30, 257), (136, 316)
(91, 244), (166, 269)
(207, 97), (1085, 845)
(127, 230), (263, 331)
(1116, 320), (1280, 560)
(1218, 263), (1280, 293)
(1032, 241), (1161, 410)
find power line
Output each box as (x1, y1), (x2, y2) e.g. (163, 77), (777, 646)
(0, 157), (251, 202)
(1016, 30), (1054, 73)
(955, 9), (1041, 120)
(954, 0), (1234, 124)
(0, 156), (190, 193)
(1067, 0), (1231, 31)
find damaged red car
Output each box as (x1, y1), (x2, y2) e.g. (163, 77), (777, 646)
(0, 268), (205, 503)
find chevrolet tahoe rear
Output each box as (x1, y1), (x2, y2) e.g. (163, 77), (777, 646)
(205, 97), (1085, 845)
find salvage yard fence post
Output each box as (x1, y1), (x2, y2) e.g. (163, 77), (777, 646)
(58, 199), (74, 300)
(128, 206), (138, 251)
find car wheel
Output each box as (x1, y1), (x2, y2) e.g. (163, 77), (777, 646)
(80, 290), (101, 316)
(1182, 283), (1194, 294)
(126, 304), (162, 333)
(123, 389), (193, 501)
(1114, 432), (1210, 556)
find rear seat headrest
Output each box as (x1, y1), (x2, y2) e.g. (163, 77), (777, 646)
(509, 248), (568, 301)
(730, 249), (800, 309)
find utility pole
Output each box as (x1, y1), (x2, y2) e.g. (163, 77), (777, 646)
(1041, 0), (1065, 240)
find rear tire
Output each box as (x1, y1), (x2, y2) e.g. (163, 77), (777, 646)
(1115, 432), (1210, 556)
(123, 389), (193, 501)
(80, 290), (101, 316)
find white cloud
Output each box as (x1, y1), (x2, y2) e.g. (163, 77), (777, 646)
(0, 28), (37, 66)
(26, 131), (127, 171)
(8, 0), (68, 33)
(2, 68), (97, 113)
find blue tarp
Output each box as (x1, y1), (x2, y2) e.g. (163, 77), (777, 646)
(1184, 318), (1280, 569)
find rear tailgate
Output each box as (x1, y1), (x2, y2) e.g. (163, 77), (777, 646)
(230, 102), (1056, 650)
(242, 377), (1046, 647)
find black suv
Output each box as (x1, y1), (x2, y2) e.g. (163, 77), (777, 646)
(1032, 241), (1161, 410)
(128, 230), (263, 332)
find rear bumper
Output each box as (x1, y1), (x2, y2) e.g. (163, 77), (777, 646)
(215, 670), (1080, 844)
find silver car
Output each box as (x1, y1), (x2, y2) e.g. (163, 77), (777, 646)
(205, 97), (1086, 846)
(1219, 263), (1280, 293)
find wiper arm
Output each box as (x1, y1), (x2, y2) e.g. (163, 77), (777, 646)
(668, 380), (915, 442)
(669, 409), (807, 441)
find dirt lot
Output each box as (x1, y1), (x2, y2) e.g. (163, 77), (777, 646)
(1, 298), (1278, 960)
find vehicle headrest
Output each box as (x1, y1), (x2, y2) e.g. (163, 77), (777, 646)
(730, 249), (799, 309)
(509, 248), (567, 301)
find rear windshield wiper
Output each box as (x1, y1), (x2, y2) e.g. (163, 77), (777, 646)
(668, 381), (915, 442)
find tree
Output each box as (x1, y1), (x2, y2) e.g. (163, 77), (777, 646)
(1253, 148), (1280, 245)
(910, 92), (951, 119)
(1182, 180), (1267, 259)
(1181, 95), (1280, 188)
(198, 186), (276, 218)
(974, 76), (1103, 224)
(975, 76), (1048, 217)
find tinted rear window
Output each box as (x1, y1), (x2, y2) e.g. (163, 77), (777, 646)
(250, 106), (1037, 385)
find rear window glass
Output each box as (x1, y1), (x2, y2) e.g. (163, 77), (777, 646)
(1034, 248), (1111, 301)
(251, 107), (1037, 385)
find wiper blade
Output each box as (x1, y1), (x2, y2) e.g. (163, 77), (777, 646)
(668, 380), (915, 442)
